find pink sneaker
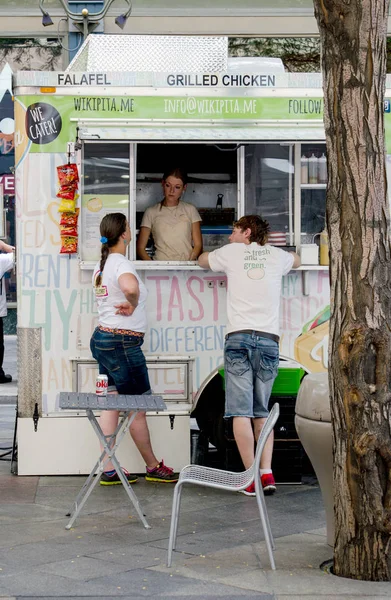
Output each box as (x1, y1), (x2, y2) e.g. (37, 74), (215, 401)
(261, 473), (276, 495)
(240, 482), (256, 496)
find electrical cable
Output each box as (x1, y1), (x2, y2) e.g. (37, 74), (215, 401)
(0, 446), (12, 461)
(56, 17), (83, 54)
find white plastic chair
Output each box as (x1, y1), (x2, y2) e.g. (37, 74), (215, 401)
(167, 402), (280, 570)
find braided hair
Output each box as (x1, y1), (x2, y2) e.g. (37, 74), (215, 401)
(233, 215), (270, 245)
(95, 213), (127, 286)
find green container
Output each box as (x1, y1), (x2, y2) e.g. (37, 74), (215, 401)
(218, 366), (305, 395)
(271, 368), (305, 396)
(218, 367), (225, 389)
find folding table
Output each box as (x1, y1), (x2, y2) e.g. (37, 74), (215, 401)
(59, 391), (167, 530)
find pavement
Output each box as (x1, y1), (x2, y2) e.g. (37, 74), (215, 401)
(1, 336), (391, 599)
(0, 334), (17, 404)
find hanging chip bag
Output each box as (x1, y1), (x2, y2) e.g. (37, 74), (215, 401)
(60, 209), (79, 227)
(60, 236), (78, 254)
(58, 198), (76, 213)
(60, 225), (78, 237)
(57, 163), (79, 186)
(57, 186), (78, 201)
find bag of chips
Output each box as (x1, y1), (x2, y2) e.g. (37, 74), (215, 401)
(60, 225), (78, 237)
(60, 208), (79, 227)
(57, 163), (79, 186)
(57, 187), (78, 201)
(60, 236), (78, 254)
(58, 196), (79, 213)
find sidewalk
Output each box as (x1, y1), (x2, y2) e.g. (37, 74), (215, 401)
(0, 335), (17, 404)
(1, 337), (391, 598)
(1, 451), (391, 600)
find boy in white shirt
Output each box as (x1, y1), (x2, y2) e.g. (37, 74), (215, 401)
(198, 215), (300, 495)
(0, 240), (15, 383)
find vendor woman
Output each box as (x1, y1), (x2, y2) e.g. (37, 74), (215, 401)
(136, 168), (202, 261)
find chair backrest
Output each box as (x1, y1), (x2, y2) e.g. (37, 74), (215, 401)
(253, 403), (280, 477)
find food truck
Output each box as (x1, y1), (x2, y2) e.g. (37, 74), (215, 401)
(12, 35), (340, 476)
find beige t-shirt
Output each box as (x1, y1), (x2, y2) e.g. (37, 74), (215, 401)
(140, 201), (202, 261)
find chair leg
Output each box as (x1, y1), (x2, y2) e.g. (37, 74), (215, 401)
(256, 491), (276, 570)
(258, 489), (275, 550)
(172, 484), (183, 549)
(167, 481), (182, 567)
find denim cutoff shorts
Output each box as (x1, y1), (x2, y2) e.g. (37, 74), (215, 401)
(224, 331), (279, 419)
(90, 328), (151, 395)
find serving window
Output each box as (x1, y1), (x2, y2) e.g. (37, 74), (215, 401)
(80, 143), (130, 263)
(244, 144), (293, 246)
(79, 141), (240, 266)
(78, 139), (327, 269)
(135, 142), (238, 259)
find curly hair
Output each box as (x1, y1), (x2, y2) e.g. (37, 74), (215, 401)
(233, 215), (270, 245)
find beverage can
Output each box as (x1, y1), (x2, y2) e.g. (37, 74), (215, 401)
(96, 374), (108, 396)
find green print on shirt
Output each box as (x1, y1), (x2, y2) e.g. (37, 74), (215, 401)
(244, 262), (265, 270)
(244, 247), (269, 278)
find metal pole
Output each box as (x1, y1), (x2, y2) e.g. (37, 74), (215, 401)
(83, 16), (89, 40)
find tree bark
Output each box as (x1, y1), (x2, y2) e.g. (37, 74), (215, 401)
(313, 0), (391, 581)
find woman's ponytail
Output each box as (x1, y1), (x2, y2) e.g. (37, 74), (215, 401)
(95, 213), (127, 285)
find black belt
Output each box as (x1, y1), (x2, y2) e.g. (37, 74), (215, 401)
(225, 329), (279, 344)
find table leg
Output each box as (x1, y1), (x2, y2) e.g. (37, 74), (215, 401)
(107, 447), (151, 529)
(65, 409), (150, 530)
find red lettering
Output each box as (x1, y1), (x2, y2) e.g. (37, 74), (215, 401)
(147, 276), (169, 321)
(186, 276), (204, 321)
(168, 276), (184, 321)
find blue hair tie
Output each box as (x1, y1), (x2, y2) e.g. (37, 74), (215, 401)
(100, 236), (108, 244)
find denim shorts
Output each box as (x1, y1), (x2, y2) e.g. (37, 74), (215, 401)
(90, 327), (151, 395)
(224, 331), (279, 419)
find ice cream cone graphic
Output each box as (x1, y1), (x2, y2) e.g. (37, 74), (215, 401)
(294, 306), (330, 373)
(14, 98), (30, 168)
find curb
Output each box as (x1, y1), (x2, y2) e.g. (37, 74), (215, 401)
(0, 396), (17, 405)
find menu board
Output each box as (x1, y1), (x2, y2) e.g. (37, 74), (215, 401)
(80, 194), (129, 262)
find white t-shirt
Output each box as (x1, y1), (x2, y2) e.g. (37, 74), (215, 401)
(0, 253), (14, 318)
(92, 253), (148, 332)
(208, 242), (294, 336)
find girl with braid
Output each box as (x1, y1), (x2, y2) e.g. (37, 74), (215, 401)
(90, 213), (178, 485)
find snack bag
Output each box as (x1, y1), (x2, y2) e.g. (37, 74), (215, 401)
(60, 236), (78, 254)
(57, 163), (79, 186)
(57, 187), (78, 201)
(60, 208), (80, 227)
(60, 225), (78, 237)
(58, 198), (77, 213)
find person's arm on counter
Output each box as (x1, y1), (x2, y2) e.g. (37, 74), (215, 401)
(0, 240), (14, 254)
(189, 222), (203, 260)
(136, 226), (153, 261)
(198, 251), (210, 269)
(290, 251), (301, 268)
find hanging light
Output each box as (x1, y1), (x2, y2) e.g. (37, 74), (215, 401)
(38, 0), (132, 39)
(114, 13), (128, 30)
(41, 10), (54, 27)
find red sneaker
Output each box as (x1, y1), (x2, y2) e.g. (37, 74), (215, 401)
(261, 473), (276, 495)
(240, 482), (256, 496)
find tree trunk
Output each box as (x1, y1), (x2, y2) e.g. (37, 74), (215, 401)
(313, 0), (391, 581)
